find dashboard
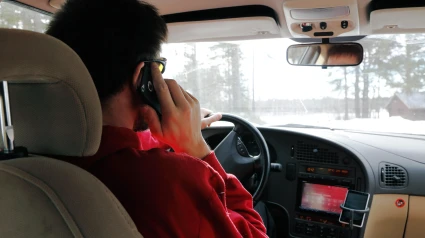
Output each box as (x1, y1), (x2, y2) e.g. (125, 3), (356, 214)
(202, 126), (425, 238)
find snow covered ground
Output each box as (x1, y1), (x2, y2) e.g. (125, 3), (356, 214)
(212, 113), (425, 136)
(262, 114), (425, 135)
(323, 117), (425, 135)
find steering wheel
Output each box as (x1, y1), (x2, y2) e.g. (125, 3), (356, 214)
(212, 113), (270, 202)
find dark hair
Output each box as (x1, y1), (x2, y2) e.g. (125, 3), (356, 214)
(46, 0), (167, 102)
(328, 44), (362, 62)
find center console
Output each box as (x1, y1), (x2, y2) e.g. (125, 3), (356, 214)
(266, 136), (369, 238)
(285, 138), (368, 238)
(292, 164), (357, 238)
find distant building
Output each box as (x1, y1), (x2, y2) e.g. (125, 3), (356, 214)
(386, 92), (425, 120)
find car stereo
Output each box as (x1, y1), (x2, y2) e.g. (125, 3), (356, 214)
(292, 164), (357, 238)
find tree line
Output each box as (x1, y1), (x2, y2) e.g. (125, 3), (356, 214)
(175, 36), (425, 123)
(328, 34), (425, 120)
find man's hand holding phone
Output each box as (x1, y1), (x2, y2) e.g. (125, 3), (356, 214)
(143, 64), (212, 159)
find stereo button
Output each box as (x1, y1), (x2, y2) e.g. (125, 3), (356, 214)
(305, 224), (316, 236)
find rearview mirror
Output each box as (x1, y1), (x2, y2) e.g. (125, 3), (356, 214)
(287, 43), (363, 67)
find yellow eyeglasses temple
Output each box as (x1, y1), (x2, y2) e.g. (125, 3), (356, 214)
(158, 64), (164, 72)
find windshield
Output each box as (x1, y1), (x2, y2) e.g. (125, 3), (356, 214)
(0, 1), (51, 32)
(1, 2), (424, 135)
(162, 36), (425, 135)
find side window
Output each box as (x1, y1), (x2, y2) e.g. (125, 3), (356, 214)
(0, 1), (51, 33)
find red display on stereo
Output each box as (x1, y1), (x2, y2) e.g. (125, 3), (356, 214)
(305, 166), (350, 177)
(300, 183), (348, 214)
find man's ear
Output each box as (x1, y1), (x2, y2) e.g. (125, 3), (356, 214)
(132, 62), (145, 88)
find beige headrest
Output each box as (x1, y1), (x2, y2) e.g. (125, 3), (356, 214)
(0, 29), (102, 156)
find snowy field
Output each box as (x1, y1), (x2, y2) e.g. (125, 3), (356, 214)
(323, 117), (425, 135)
(263, 113), (425, 135)
(212, 112), (425, 136)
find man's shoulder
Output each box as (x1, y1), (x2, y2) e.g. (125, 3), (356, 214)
(94, 148), (218, 193)
(139, 148), (211, 169)
(101, 147), (212, 174)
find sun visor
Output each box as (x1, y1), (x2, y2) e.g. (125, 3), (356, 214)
(370, 7), (425, 34)
(167, 17), (280, 43)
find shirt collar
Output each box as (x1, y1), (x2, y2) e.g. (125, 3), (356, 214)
(94, 126), (142, 159)
(54, 126), (141, 169)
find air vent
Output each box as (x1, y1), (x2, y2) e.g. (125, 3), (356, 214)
(379, 163), (408, 188)
(295, 141), (339, 164)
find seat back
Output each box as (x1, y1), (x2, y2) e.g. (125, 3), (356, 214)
(0, 29), (142, 238)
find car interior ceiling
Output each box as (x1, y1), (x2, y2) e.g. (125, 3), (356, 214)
(1, 0), (425, 238)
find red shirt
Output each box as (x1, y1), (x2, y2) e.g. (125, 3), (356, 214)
(136, 129), (168, 150)
(75, 126), (267, 238)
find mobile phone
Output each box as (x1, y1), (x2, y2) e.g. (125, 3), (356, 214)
(339, 190), (370, 227)
(138, 62), (162, 118)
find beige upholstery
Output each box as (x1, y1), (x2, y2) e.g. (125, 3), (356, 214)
(0, 29), (143, 238)
(1, 157), (142, 238)
(0, 28), (101, 156)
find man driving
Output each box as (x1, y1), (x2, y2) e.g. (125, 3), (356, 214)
(46, 0), (267, 237)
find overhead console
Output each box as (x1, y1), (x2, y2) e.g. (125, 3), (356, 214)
(283, 0), (360, 38)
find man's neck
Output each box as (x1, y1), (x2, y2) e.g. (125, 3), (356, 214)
(102, 93), (135, 130)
